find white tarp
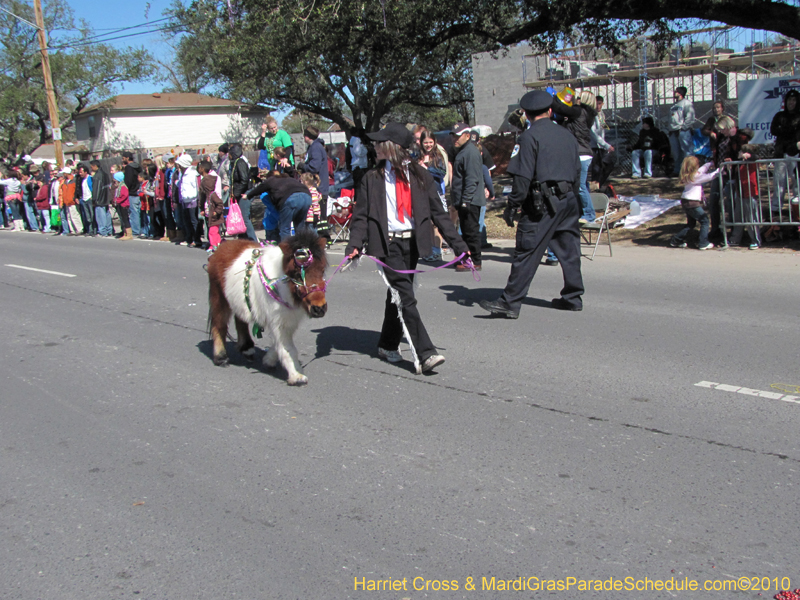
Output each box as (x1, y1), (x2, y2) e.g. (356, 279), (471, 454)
(738, 76), (800, 145)
(619, 196), (681, 229)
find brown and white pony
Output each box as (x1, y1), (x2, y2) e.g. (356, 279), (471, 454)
(207, 230), (328, 385)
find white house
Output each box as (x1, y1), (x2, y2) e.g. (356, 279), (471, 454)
(73, 93), (274, 157)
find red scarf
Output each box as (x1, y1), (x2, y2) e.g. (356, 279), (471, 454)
(395, 177), (412, 223)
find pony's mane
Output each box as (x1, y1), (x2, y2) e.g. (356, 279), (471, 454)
(284, 229), (327, 265)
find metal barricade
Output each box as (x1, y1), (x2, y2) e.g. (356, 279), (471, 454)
(716, 157), (800, 247)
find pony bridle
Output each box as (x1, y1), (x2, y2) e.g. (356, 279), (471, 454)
(252, 247), (326, 309)
(286, 248), (327, 299)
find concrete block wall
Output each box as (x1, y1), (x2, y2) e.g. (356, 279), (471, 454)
(472, 44), (545, 132)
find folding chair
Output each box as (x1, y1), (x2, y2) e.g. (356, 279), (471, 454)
(580, 192), (612, 259)
(327, 197), (353, 243)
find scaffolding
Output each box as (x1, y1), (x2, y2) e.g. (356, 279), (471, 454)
(518, 26), (800, 174)
(525, 26), (800, 125)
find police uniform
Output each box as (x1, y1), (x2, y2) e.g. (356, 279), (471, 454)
(480, 91), (585, 318)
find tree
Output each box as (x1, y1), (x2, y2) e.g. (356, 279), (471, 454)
(280, 109), (333, 135)
(168, 0), (490, 134)
(167, 0), (800, 136)
(0, 0), (155, 156)
(157, 36), (214, 94)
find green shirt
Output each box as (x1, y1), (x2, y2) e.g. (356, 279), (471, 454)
(260, 129), (294, 168)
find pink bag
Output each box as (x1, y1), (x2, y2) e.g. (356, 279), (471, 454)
(225, 199), (247, 236)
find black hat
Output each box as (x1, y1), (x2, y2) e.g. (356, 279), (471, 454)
(367, 122), (414, 149)
(450, 122), (471, 136)
(122, 151), (134, 160)
(642, 116), (655, 127)
(520, 91), (553, 114)
(218, 143), (230, 153)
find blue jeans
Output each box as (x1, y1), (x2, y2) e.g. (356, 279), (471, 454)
(238, 198), (258, 241)
(95, 206), (113, 236)
(669, 130), (693, 174)
(771, 156), (799, 214)
(631, 149), (653, 177)
(672, 205), (709, 248)
(61, 207), (71, 234)
(24, 202), (39, 230)
(279, 192), (312, 240)
(579, 156), (595, 221)
(128, 194), (141, 235)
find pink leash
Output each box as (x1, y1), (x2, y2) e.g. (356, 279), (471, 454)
(328, 252), (481, 282)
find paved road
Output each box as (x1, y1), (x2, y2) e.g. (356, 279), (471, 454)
(1, 232), (798, 599)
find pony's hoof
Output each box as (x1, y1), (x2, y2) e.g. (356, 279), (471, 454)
(213, 355), (229, 367)
(287, 374), (308, 386)
(241, 347), (255, 361)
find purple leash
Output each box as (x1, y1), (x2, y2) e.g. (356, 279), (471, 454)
(330, 252), (481, 282)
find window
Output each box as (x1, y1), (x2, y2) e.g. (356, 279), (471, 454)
(88, 116), (96, 138)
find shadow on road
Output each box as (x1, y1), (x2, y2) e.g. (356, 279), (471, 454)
(439, 284), (553, 313)
(311, 325), (381, 359)
(310, 325), (424, 374)
(195, 339), (288, 383)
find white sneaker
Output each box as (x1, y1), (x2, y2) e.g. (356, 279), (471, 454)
(698, 243), (715, 251)
(417, 354), (445, 374)
(377, 347), (402, 363)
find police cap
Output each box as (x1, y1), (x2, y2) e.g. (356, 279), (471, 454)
(519, 90), (553, 114)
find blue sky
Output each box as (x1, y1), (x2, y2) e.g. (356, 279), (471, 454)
(62, 0), (291, 121)
(67, 0), (173, 95)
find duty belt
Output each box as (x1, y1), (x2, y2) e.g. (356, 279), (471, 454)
(540, 180), (572, 197)
(388, 230), (414, 239)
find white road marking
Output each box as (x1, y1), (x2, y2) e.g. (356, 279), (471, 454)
(4, 264), (76, 278)
(695, 381), (800, 405)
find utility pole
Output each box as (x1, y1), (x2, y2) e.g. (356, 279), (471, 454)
(32, 0), (63, 168)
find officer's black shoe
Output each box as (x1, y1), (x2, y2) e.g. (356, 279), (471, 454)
(551, 297), (583, 311)
(544, 258), (559, 266)
(478, 299), (519, 319)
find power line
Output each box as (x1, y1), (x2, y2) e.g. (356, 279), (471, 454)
(48, 21), (183, 50)
(55, 16), (171, 46)
(0, 4), (40, 30)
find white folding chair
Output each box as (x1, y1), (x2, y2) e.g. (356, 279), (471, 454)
(580, 192), (612, 259)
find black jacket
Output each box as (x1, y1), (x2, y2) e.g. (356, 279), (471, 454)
(770, 108), (800, 157)
(630, 127), (670, 155)
(123, 161), (141, 195)
(246, 174), (309, 209)
(345, 162), (469, 259)
(228, 144), (251, 198)
(552, 97), (596, 157)
(91, 168), (111, 207)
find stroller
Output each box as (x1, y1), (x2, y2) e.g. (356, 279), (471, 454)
(327, 188), (354, 244)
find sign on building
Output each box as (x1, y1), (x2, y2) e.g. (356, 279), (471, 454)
(738, 76), (800, 145)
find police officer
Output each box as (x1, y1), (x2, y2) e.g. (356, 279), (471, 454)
(479, 90), (585, 318)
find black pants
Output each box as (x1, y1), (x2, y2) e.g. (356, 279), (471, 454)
(182, 205), (203, 246)
(153, 202), (166, 237)
(316, 194), (330, 236)
(457, 203), (482, 264)
(117, 205), (130, 229)
(500, 193), (585, 312)
(591, 148), (615, 187)
(378, 237), (436, 361)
